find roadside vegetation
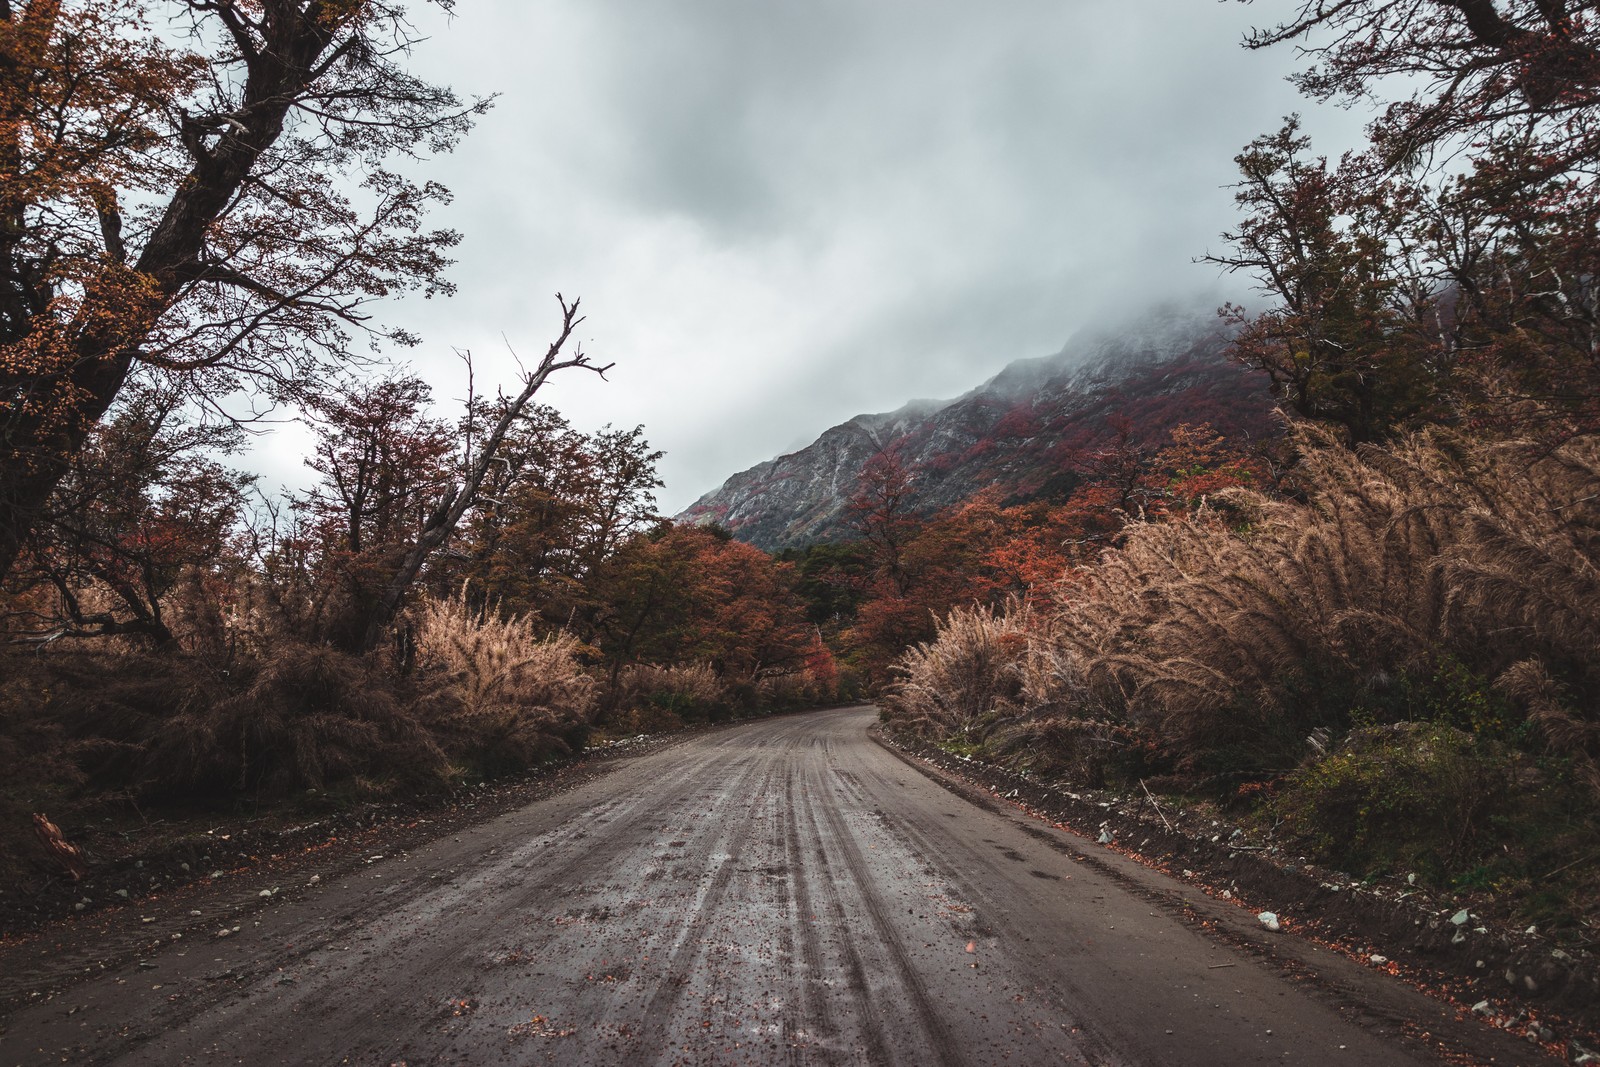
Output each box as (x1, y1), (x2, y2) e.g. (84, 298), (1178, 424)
(0, 2), (837, 897)
(879, 1), (1600, 942)
(5, 0), (1598, 955)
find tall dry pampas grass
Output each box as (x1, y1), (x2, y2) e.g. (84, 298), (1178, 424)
(889, 426), (1600, 792)
(883, 601), (1128, 781)
(882, 600), (1032, 739)
(609, 662), (731, 730)
(414, 590), (596, 774)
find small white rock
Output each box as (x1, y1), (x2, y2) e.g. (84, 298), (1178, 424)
(1369, 954), (1388, 965)
(1258, 912), (1281, 932)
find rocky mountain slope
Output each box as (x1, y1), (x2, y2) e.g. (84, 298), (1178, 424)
(677, 306), (1277, 551)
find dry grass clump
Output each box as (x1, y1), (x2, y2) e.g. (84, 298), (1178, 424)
(1060, 429), (1598, 776)
(413, 590), (596, 775)
(883, 601), (1129, 781)
(607, 662), (731, 731)
(889, 427), (1600, 795)
(882, 601), (1032, 739)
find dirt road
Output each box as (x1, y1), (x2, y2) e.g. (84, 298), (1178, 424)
(0, 707), (1544, 1065)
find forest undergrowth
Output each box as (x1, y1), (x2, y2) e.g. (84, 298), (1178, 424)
(0, 579), (837, 900)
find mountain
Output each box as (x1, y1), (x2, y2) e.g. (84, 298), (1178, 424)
(676, 306), (1277, 551)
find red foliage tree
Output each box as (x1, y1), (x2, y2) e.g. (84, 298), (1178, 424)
(592, 523), (813, 683)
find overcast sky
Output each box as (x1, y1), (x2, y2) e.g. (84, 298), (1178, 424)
(279, 0), (1367, 515)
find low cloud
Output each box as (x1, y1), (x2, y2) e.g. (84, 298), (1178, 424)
(255, 0), (1371, 513)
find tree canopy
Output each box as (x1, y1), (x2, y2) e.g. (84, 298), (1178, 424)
(0, 0), (485, 583)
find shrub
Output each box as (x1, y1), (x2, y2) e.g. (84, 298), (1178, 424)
(1273, 723), (1510, 878)
(607, 662), (731, 729)
(413, 591), (596, 776)
(140, 643), (447, 797)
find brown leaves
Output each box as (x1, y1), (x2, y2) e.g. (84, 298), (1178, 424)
(32, 812), (88, 881)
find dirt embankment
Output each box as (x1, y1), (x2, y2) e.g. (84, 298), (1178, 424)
(874, 723), (1600, 1052)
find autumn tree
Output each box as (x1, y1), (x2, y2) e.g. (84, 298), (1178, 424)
(1205, 121), (1449, 442)
(1148, 422), (1269, 514)
(1244, 0), (1600, 174)
(1229, 2), (1600, 434)
(281, 373), (453, 648)
(4, 377), (251, 647)
(443, 402), (592, 613)
(590, 523), (813, 685)
(233, 295), (606, 655)
(444, 403), (662, 625)
(575, 425), (665, 575)
(0, 0), (486, 585)
(846, 442), (921, 596)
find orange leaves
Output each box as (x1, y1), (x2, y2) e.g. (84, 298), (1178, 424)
(594, 523), (816, 682)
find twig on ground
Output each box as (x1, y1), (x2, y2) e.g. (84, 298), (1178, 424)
(1139, 778), (1173, 832)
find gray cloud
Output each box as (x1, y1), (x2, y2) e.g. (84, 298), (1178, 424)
(253, 0), (1371, 513)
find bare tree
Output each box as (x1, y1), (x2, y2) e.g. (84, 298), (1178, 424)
(352, 294), (610, 654)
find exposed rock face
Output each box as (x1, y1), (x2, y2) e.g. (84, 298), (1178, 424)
(677, 307), (1276, 551)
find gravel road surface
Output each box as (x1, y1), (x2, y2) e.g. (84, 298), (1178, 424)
(0, 706), (1543, 1065)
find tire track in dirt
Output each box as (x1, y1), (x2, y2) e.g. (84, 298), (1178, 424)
(778, 760), (845, 1062)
